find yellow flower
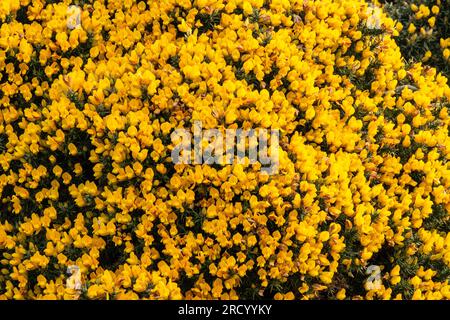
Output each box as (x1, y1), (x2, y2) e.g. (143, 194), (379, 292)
(336, 289), (346, 300)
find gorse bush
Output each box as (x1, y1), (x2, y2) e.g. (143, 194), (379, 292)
(0, 0), (449, 300)
(384, 0), (450, 78)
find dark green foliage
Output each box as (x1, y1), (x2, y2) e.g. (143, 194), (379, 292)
(385, 0), (450, 79)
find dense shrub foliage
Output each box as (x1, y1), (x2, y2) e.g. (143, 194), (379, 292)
(0, 0), (449, 300)
(385, 0), (450, 78)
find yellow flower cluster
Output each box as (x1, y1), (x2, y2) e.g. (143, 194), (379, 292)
(407, 2), (449, 61)
(0, 0), (449, 300)
(384, 0), (450, 78)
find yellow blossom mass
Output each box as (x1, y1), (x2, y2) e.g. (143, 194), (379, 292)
(0, 0), (449, 301)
